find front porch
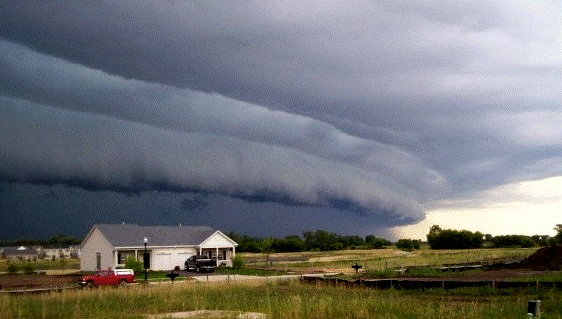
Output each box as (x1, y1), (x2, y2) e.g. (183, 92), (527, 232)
(114, 249), (151, 269)
(200, 247), (235, 267)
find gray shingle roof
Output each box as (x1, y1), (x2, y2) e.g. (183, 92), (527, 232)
(93, 224), (216, 248)
(2, 246), (39, 256)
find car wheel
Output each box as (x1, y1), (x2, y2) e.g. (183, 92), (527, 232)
(86, 281), (94, 288)
(118, 280), (126, 288)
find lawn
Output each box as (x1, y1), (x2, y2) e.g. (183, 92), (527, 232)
(0, 258), (80, 273)
(1, 279), (561, 318)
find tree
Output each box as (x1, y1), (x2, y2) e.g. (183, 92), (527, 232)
(427, 226), (483, 249)
(554, 224), (562, 245)
(259, 237), (275, 267)
(365, 235), (390, 249)
(396, 239), (420, 251)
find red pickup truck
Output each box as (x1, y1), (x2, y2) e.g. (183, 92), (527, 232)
(80, 269), (136, 287)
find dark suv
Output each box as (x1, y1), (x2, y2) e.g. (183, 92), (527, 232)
(185, 255), (217, 273)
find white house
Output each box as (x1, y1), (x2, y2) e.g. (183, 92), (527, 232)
(79, 224), (238, 271)
(43, 247), (73, 259)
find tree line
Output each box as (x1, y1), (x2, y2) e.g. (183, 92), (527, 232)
(425, 224), (561, 250)
(0, 233), (82, 248)
(227, 230), (391, 253)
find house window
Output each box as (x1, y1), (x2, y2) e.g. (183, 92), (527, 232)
(222, 250), (227, 260)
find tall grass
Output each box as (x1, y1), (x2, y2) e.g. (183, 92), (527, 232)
(1, 280), (561, 319)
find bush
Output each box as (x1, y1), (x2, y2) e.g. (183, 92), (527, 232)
(124, 256), (144, 274)
(231, 255), (245, 269)
(396, 239), (420, 251)
(7, 262), (19, 274)
(23, 263), (35, 274)
(427, 226), (483, 249)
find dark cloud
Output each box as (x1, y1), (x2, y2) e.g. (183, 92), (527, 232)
(0, 1), (559, 239)
(180, 194), (210, 213)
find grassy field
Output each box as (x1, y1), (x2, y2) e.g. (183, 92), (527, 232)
(240, 247), (539, 273)
(0, 259), (80, 273)
(1, 279), (561, 318)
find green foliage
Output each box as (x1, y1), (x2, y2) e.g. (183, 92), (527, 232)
(231, 255), (245, 269)
(124, 256), (144, 274)
(554, 224), (562, 244)
(23, 262), (35, 274)
(3, 281), (561, 319)
(395, 239), (420, 251)
(229, 230), (392, 253)
(531, 234), (551, 246)
(491, 235), (536, 248)
(273, 235), (305, 252)
(427, 225), (484, 249)
(362, 269), (400, 278)
(365, 235), (391, 249)
(7, 262), (19, 274)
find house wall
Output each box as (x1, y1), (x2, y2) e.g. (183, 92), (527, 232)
(199, 232), (237, 267)
(80, 228), (115, 271)
(44, 248), (72, 259)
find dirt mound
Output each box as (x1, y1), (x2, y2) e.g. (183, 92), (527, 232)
(517, 246), (562, 270)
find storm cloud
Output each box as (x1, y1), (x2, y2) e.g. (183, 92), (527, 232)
(0, 0), (560, 239)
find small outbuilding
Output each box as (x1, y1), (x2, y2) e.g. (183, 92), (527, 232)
(80, 224), (238, 271)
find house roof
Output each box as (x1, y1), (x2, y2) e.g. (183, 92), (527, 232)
(2, 246), (39, 256)
(90, 224), (217, 248)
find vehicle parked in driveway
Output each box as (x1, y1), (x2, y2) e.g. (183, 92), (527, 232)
(184, 255), (217, 273)
(80, 269), (135, 287)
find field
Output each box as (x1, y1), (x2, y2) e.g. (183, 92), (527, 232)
(240, 247), (538, 274)
(0, 259), (80, 273)
(1, 247), (561, 318)
(1, 279), (562, 318)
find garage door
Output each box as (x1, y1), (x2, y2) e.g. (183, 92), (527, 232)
(153, 253), (173, 271)
(174, 253), (191, 270)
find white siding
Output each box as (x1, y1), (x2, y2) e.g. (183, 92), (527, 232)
(80, 228), (115, 271)
(200, 232), (236, 250)
(151, 247), (197, 271)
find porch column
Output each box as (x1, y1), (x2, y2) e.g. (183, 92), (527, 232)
(232, 246), (235, 258)
(216, 247), (219, 260)
(114, 250), (118, 267)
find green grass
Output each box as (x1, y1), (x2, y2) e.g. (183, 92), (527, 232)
(215, 267), (287, 276)
(242, 247), (539, 273)
(1, 280), (561, 318)
(0, 259), (80, 272)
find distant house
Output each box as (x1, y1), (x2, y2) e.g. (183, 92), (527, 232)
(2, 246), (41, 260)
(79, 224), (238, 271)
(43, 247), (73, 259)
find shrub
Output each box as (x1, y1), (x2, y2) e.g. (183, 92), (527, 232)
(23, 263), (35, 274)
(124, 256), (144, 274)
(7, 262), (19, 274)
(396, 239), (420, 251)
(231, 255), (245, 269)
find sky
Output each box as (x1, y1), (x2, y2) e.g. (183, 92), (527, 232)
(0, 1), (560, 241)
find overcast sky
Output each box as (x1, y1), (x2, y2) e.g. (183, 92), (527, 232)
(1, 1), (560, 240)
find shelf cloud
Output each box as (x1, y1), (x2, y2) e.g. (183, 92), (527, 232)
(0, 0), (559, 239)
